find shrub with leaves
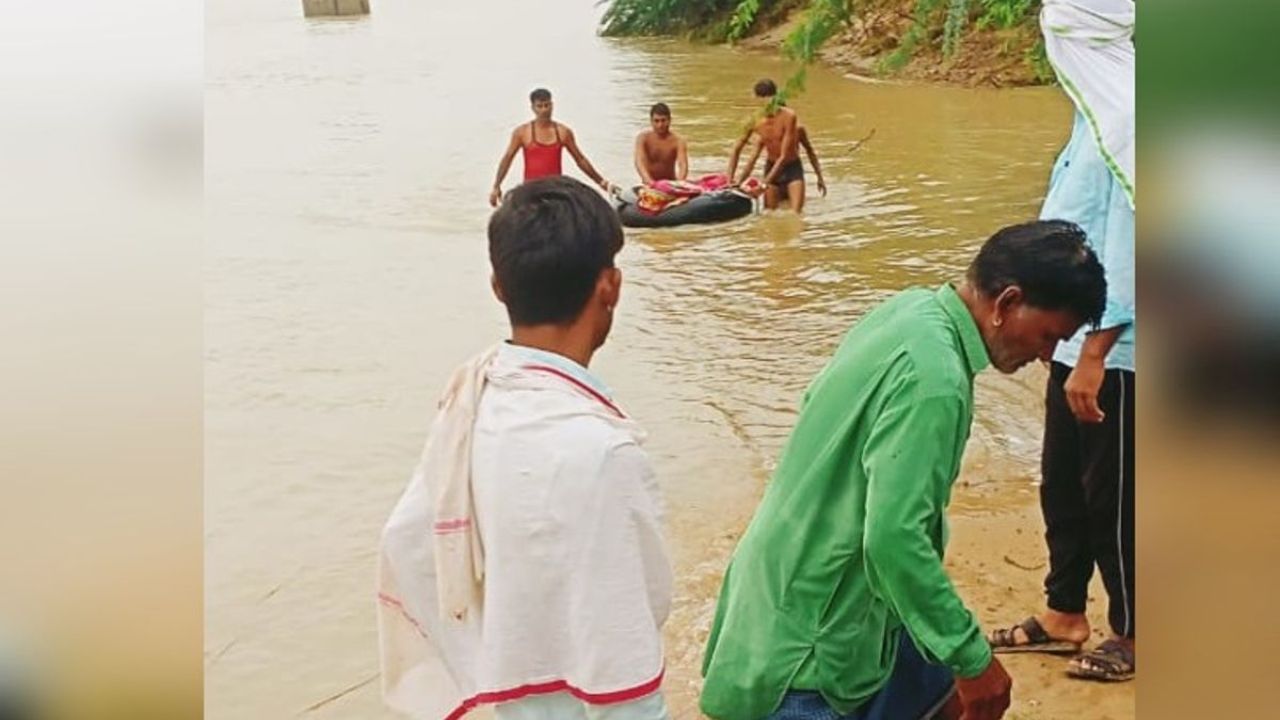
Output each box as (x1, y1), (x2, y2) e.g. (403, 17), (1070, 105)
(879, 0), (941, 73)
(977, 0), (1037, 30)
(599, 0), (743, 38)
(728, 0), (763, 40)
(943, 0), (970, 57)
(599, 0), (1050, 86)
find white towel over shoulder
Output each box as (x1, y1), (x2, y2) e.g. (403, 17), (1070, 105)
(376, 345), (672, 719)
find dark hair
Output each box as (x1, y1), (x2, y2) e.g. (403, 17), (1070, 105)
(529, 88), (552, 103)
(753, 79), (777, 97)
(488, 176), (624, 326)
(967, 220), (1107, 326)
(650, 102), (671, 118)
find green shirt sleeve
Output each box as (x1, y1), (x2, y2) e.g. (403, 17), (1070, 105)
(861, 386), (993, 679)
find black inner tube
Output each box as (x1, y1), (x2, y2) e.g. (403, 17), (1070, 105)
(616, 191), (754, 228)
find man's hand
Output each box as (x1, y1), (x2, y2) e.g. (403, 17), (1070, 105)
(1063, 326), (1123, 423)
(1064, 355), (1106, 423)
(817, 176), (828, 197)
(955, 656), (1012, 720)
(489, 186), (502, 208)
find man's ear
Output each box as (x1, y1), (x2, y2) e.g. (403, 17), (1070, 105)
(993, 285), (1024, 326)
(598, 267), (621, 310)
(491, 274), (506, 305)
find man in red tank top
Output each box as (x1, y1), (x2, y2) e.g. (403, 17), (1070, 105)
(489, 88), (616, 207)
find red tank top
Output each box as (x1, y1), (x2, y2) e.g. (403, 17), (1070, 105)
(521, 121), (563, 181)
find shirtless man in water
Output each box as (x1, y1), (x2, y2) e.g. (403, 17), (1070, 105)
(634, 103), (689, 185)
(726, 79), (815, 213)
(735, 124), (827, 204)
(489, 88), (615, 207)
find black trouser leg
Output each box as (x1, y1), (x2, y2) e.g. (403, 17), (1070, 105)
(1041, 362), (1136, 639)
(1041, 362), (1091, 614)
(1081, 369), (1135, 639)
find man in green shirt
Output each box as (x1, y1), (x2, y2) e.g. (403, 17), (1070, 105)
(700, 220), (1107, 720)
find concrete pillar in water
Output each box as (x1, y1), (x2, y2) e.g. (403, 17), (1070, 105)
(302, 0), (370, 17)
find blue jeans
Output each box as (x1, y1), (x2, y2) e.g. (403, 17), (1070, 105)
(766, 633), (955, 720)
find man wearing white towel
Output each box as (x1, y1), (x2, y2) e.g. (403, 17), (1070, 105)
(377, 176), (673, 719)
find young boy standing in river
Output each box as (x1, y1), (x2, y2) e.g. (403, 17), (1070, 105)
(735, 123), (828, 204)
(725, 79), (809, 212)
(379, 177), (673, 720)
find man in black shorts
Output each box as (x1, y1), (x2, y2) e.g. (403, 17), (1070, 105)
(726, 79), (808, 213)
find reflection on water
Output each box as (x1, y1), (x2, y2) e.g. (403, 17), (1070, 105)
(206, 1), (1071, 717)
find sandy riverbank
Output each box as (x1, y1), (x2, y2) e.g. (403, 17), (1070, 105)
(656, 477), (1135, 720)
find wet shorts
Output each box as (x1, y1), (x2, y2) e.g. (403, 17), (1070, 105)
(764, 158), (805, 187)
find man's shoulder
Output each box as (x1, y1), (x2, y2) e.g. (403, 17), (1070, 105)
(843, 289), (970, 394)
(870, 286), (936, 318)
(835, 288), (932, 355)
(542, 414), (644, 472)
(477, 389), (638, 449)
(878, 288), (958, 339)
(894, 296), (973, 398)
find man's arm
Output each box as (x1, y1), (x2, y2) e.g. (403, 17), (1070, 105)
(725, 127), (753, 179)
(1063, 206), (1134, 422)
(862, 387), (1013, 718)
(676, 136), (689, 181)
(611, 441), (672, 626)
(799, 126), (826, 197)
(634, 133), (653, 186)
(591, 439), (674, 638)
(563, 125), (614, 193)
(762, 113), (798, 186)
(861, 388), (996, 679)
(490, 126), (523, 206)
(736, 139), (764, 186)
(562, 439), (673, 720)
(1064, 326), (1124, 423)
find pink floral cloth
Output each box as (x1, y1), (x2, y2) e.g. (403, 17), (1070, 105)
(635, 174), (743, 215)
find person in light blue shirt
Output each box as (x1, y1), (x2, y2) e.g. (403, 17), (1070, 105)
(987, 0), (1136, 685)
(1042, 112), (1134, 375)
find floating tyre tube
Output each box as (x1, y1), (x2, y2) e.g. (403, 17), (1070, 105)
(617, 190), (754, 228)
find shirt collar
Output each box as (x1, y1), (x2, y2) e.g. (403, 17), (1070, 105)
(499, 342), (614, 400)
(936, 284), (991, 377)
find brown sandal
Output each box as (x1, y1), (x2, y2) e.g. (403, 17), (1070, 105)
(989, 616), (1083, 655)
(1067, 639), (1135, 682)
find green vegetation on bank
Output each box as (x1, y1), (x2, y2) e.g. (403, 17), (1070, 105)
(598, 0), (799, 42)
(599, 0), (1052, 86)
